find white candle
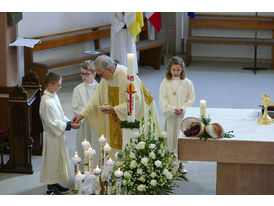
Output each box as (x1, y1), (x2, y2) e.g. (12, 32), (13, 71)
(106, 157), (115, 168)
(81, 139), (90, 150)
(94, 165), (102, 175)
(127, 53), (135, 77)
(98, 135), (107, 146)
(200, 100), (206, 118)
(114, 168), (123, 178)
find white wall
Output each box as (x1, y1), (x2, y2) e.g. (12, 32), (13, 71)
(18, 12), (112, 77)
(182, 12), (274, 61)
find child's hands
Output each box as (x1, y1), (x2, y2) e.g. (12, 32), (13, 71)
(71, 123), (80, 129)
(174, 108), (183, 115)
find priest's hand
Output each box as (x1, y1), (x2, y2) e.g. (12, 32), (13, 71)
(72, 114), (84, 124)
(71, 124), (80, 129)
(101, 106), (116, 114)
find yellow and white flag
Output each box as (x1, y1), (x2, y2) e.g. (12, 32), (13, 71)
(124, 12), (144, 42)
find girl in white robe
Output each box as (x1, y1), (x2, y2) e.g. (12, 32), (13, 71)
(72, 60), (99, 171)
(159, 56), (195, 174)
(40, 72), (79, 194)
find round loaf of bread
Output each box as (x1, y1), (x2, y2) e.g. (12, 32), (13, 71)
(205, 123), (224, 138)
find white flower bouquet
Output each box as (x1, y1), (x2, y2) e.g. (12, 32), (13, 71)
(114, 111), (187, 195)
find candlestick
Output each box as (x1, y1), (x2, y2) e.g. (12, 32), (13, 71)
(106, 158), (115, 195)
(200, 100), (206, 118)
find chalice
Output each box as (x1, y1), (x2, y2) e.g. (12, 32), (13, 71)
(258, 94), (272, 125)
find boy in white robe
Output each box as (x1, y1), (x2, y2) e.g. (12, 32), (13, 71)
(40, 72), (80, 195)
(159, 56), (195, 174)
(72, 60), (99, 171)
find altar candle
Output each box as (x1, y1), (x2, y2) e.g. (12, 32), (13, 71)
(200, 100), (206, 118)
(127, 53), (135, 77)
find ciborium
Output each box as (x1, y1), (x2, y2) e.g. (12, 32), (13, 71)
(258, 94), (273, 125)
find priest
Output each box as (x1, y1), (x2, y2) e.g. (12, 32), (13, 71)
(72, 55), (160, 157)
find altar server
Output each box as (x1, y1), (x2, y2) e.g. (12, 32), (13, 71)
(40, 72), (80, 195)
(159, 56), (195, 174)
(72, 60), (99, 170)
(110, 12), (139, 73)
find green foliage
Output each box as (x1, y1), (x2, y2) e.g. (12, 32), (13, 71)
(201, 115), (211, 125)
(120, 120), (140, 129)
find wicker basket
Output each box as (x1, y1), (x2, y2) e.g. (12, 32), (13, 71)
(180, 117), (205, 137)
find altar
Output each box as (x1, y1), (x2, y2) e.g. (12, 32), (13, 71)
(178, 107), (274, 195)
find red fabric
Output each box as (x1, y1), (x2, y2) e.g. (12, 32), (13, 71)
(148, 12), (161, 32)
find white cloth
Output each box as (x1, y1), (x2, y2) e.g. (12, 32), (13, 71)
(72, 81), (99, 171)
(39, 90), (71, 184)
(81, 64), (160, 158)
(159, 77), (195, 158)
(110, 12), (138, 73)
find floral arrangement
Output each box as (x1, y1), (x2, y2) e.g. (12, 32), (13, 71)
(114, 111), (187, 195)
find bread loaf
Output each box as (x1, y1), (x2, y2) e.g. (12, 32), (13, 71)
(205, 123), (224, 138)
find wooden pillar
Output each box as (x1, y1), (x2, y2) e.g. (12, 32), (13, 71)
(0, 12), (20, 87)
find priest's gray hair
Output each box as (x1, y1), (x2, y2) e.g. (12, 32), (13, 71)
(94, 55), (116, 71)
(80, 60), (95, 72)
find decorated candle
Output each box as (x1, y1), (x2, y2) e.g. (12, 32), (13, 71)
(126, 53), (136, 122)
(106, 157), (115, 168)
(200, 100), (206, 118)
(103, 143), (111, 167)
(72, 151), (81, 175)
(84, 146), (96, 174)
(94, 165), (101, 195)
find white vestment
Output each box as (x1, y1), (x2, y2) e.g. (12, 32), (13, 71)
(81, 64), (160, 158)
(72, 81), (99, 171)
(72, 80), (100, 170)
(39, 90), (71, 184)
(159, 77), (195, 158)
(110, 12), (138, 73)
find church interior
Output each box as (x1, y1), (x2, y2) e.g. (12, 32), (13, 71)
(0, 11), (274, 196)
